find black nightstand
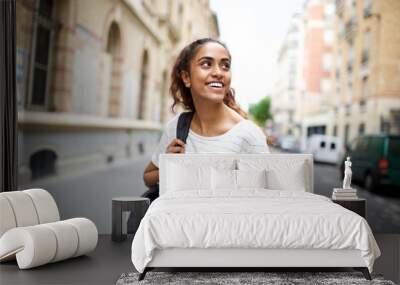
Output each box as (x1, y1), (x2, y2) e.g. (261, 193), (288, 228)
(332, 198), (366, 218)
(112, 197), (150, 242)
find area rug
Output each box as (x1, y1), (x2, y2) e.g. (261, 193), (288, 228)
(116, 271), (396, 285)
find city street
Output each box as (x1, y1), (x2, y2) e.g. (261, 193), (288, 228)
(3, 1), (399, 284)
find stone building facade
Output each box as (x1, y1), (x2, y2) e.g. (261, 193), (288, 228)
(300, 0), (335, 147)
(271, 13), (304, 139)
(16, 0), (218, 185)
(331, 0), (400, 145)
(272, 0), (335, 150)
(273, 0), (400, 150)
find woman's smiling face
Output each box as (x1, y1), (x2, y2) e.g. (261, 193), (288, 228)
(182, 42), (231, 103)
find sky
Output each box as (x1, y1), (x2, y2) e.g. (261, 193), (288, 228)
(209, 0), (305, 111)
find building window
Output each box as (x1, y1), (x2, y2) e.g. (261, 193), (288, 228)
(347, 44), (354, 78)
(321, 79), (332, 93)
(288, 110), (294, 124)
(380, 116), (391, 133)
(30, 149), (57, 180)
(348, 45), (354, 63)
(347, 62), (353, 74)
(347, 48), (354, 99)
(323, 30), (334, 45)
(188, 22), (193, 37)
(361, 30), (370, 67)
(333, 125), (337, 136)
(138, 50), (149, 120)
(160, 70), (168, 123)
(350, 0), (357, 19)
(360, 76), (368, 112)
(335, 68), (340, 79)
(361, 76), (369, 98)
(324, 3), (335, 21)
(359, 98), (366, 112)
(28, 0), (55, 109)
(345, 17), (356, 43)
(288, 76), (296, 91)
(307, 125), (326, 137)
(338, 20), (345, 38)
(138, 142), (145, 154)
(344, 124), (350, 145)
(361, 50), (369, 67)
(178, 2), (183, 25)
(106, 22), (122, 117)
(347, 78), (353, 100)
(322, 53), (333, 71)
(358, 123), (365, 135)
(364, 0), (372, 17)
(336, 0), (344, 17)
(345, 103), (351, 116)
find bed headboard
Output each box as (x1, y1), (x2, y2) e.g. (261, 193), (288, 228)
(159, 153), (314, 195)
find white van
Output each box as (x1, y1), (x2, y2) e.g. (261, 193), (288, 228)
(306, 135), (344, 164)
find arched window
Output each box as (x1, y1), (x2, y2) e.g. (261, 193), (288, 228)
(106, 22), (122, 117)
(160, 70), (168, 123)
(30, 150), (57, 180)
(138, 50), (149, 120)
(28, 0), (55, 109)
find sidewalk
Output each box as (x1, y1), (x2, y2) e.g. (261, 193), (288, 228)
(27, 156), (151, 234)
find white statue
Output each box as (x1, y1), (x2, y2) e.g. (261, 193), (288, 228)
(342, 157), (352, 189)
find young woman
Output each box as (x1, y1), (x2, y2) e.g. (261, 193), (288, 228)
(142, 38), (269, 201)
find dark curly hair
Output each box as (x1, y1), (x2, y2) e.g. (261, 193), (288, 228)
(169, 38), (247, 118)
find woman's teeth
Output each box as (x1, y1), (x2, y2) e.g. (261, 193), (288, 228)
(207, 82), (223, 88)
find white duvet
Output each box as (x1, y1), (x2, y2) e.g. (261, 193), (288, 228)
(131, 190), (380, 273)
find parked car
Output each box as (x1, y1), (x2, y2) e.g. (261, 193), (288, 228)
(340, 134), (400, 191)
(278, 136), (299, 152)
(306, 135), (344, 164)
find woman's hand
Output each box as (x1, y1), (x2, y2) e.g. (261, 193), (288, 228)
(166, 139), (185, 153)
(143, 139), (185, 187)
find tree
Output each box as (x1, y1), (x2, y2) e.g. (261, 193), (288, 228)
(248, 96), (272, 128)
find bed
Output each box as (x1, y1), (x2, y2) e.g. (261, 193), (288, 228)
(131, 154), (381, 280)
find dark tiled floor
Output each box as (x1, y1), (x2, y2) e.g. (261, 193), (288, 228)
(1, 234), (399, 285)
(0, 235), (133, 285)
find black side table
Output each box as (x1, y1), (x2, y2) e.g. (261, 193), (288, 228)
(332, 198), (366, 218)
(112, 197), (150, 242)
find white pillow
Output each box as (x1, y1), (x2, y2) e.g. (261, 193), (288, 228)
(236, 169), (267, 189)
(211, 168), (237, 190)
(266, 163), (306, 191)
(167, 163), (211, 192)
(238, 159), (307, 191)
(211, 168), (268, 190)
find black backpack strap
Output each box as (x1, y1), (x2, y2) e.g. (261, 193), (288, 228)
(176, 111), (194, 144)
